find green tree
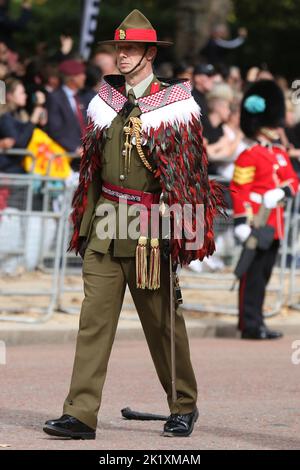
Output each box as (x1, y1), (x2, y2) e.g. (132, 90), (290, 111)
(8, 0), (299, 79)
(11, 0), (81, 56)
(175, 0), (232, 63)
(232, 0), (300, 79)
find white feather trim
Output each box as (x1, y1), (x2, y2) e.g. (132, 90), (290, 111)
(87, 94), (201, 133)
(141, 97), (201, 133)
(87, 94), (117, 130)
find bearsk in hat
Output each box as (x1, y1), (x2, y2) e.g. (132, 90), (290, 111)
(240, 80), (285, 139)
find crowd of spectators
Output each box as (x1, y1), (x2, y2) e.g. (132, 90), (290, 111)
(157, 61), (300, 185)
(1, 0), (300, 185)
(1, 1), (300, 277)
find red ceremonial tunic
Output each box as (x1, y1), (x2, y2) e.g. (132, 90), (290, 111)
(230, 143), (299, 239)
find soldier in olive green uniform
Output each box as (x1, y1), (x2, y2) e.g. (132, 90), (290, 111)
(43, 10), (223, 440)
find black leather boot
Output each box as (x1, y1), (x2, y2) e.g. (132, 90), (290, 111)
(43, 414), (96, 440)
(162, 407), (199, 437)
(241, 325), (283, 340)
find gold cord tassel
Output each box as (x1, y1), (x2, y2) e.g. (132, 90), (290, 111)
(130, 117), (154, 172)
(148, 238), (160, 290)
(136, 236), (148, 289)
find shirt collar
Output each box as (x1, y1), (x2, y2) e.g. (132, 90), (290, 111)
(62, 85), (76, 98)
(125, 73), (154, 99)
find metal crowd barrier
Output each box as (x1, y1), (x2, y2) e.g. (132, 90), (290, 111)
(0, 149), (297, 321)
(56, 175), (229, 314)
(56, 187), (133, 315)
(56, 184), (83, 314)
(175, 175), (292, 317)
(0, 148), (75, 323)
(288, 190), (300, 309)
(57, 174), (294, 319)
(179, 197), (293, 318)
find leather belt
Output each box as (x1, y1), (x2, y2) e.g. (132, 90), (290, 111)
(101, 181), (162, 290)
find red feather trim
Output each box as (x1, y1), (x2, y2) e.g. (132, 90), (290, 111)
(67, 123), (104, 254)
(148, 114), (226, 265)
(68, 114), (226, 262)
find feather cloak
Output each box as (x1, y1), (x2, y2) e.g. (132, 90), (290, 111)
(68, 75), (226, 265)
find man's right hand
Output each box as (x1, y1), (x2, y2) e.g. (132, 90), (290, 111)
(78, 238), (88, 260)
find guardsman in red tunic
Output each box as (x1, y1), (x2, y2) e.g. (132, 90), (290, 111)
(230, 80), (298, 340)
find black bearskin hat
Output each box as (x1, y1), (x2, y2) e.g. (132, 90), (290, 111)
(240, 80), (285, 139)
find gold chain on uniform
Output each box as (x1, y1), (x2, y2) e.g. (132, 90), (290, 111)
(123, 117), (154, 174)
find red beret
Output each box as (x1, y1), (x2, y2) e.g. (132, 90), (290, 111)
(58, 60), (86, 76)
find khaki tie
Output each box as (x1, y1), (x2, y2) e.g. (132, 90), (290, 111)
(127, 88), (136, 105)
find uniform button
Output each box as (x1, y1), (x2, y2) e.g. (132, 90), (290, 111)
(120, 174), (125, 181)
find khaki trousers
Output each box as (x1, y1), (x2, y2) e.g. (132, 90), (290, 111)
(63, 246), (198, 430)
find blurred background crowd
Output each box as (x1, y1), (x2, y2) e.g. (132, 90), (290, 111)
(0, 0), (300, 182)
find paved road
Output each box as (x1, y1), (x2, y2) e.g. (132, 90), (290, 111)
(1, 337), (300, 450)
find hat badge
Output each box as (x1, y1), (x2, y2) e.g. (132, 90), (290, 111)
(119, 29), (126, 40)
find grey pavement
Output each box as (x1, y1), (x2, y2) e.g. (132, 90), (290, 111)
(0, 336), (300, 450)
